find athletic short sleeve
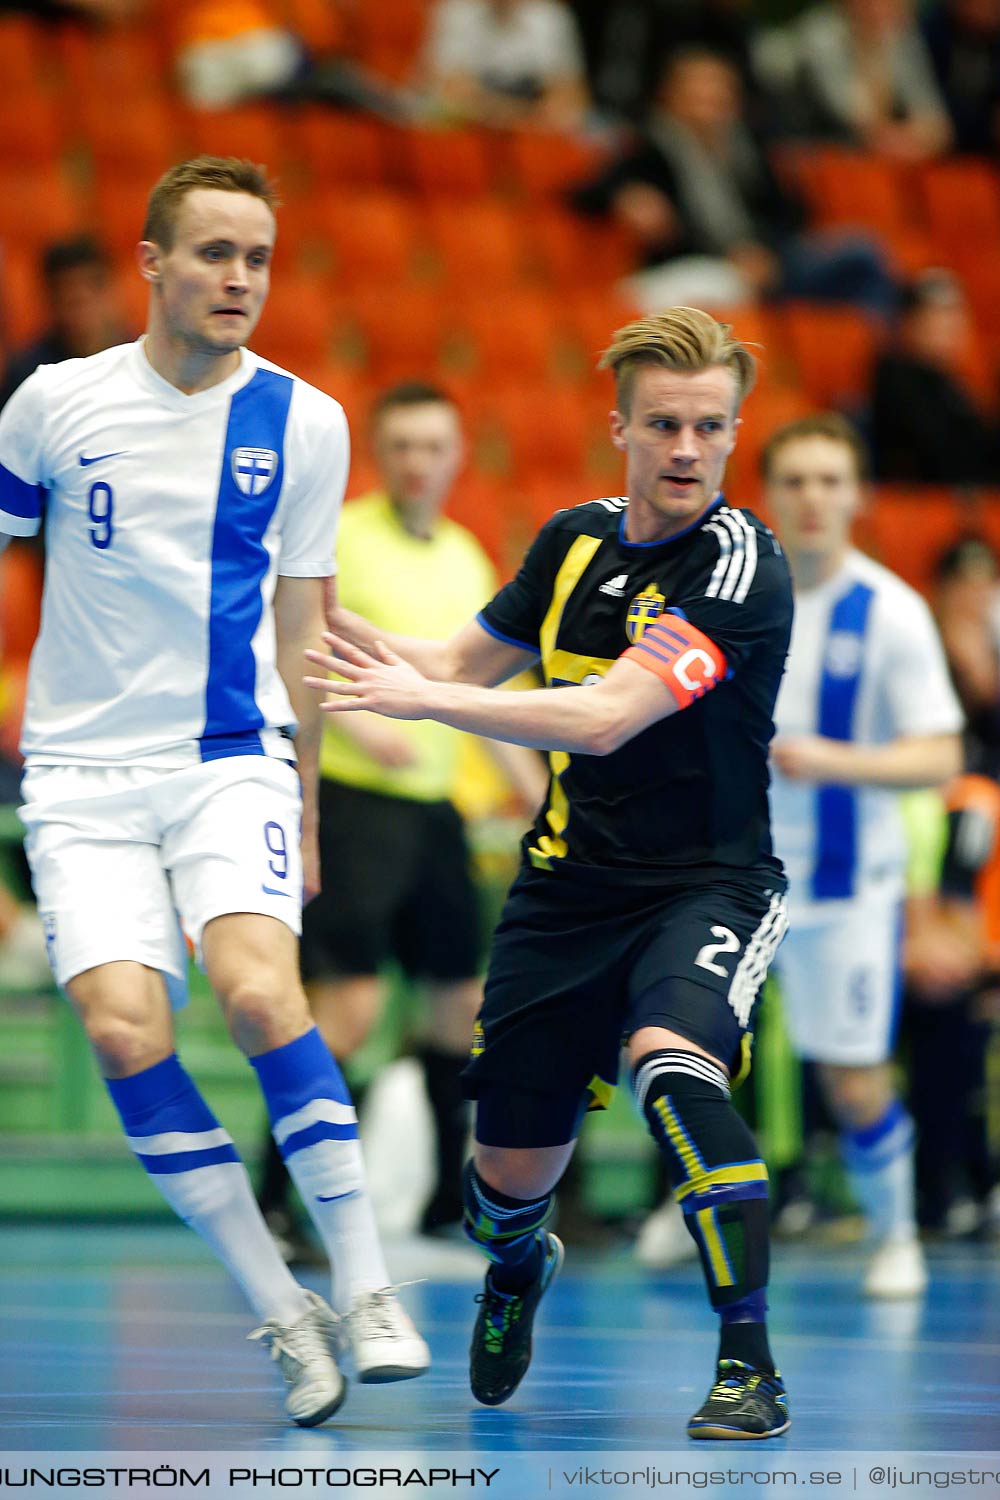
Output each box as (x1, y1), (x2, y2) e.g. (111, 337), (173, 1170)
(0, 369), (47, 537)
(879, 588), (965, 738)
(477, 516), (563, 656)
(276, 392), (349, 578)
(669, 518), (794, 676)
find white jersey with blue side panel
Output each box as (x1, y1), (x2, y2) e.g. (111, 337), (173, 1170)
(0, 340), (347, 767)
(770, 548), (963, 924)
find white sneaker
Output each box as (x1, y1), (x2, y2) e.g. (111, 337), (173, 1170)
(345, 1287), (431, 1383)
(634, 1197), (698, 1269)
(249, 1290), (347, 1426)
(863, 1235), (929, 1299)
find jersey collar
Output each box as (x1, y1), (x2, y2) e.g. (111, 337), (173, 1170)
(617, 492), (725, 549)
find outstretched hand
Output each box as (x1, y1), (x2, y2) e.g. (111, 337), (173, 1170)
(304, 633), (435, 721)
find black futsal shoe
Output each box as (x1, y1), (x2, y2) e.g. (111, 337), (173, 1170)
(687, 1359), (790, 1440)
(469, 1231), (564, 1406)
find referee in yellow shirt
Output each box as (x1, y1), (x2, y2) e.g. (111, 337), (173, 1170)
(260, 381), (541, 1247)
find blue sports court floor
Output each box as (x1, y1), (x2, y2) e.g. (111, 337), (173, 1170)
(1, 1225), (998, 1495)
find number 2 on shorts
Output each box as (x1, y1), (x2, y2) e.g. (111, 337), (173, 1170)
(694, 925), (740, 978)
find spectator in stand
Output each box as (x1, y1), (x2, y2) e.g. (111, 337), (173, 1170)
(571, 48), (894, 314)
(169, 0), (410, 117)
(755, 0), (952, 159)
(569, 0), (757, 128)
(421, 0), (590, 131)
(0, 236), (129, 411)
(934, 536), (1000, 778)
(922, 0), (1000, 156)
(870, 269), (1000, 485)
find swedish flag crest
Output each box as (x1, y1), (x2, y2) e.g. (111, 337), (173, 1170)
(626, 585), (666, 642)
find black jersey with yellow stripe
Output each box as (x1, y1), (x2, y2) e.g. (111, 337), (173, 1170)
(477, 494), (793, 883)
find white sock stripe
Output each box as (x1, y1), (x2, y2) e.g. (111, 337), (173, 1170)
(125, 1126), (234, 1156)
(632, 1053), (730, 1114)
(727, 894), (789, 1027)
(273, 1098), (357, 1146)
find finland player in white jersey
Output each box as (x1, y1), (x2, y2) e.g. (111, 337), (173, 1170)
(765, 413), (963, 1299)
(0, 156), (428, 1423)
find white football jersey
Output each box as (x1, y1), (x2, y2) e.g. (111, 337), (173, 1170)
(0, 341), (347, 766)
(770, 548), (963, 921)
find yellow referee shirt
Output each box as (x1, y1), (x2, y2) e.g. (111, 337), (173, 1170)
(321, 491), (497, 802)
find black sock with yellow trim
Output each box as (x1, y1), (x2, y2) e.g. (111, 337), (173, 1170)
(633, 1048), (774, 1374)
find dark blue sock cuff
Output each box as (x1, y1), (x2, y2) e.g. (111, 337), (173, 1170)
(719, 1288), (768, 1325)
(106, 1055), (218, 1134)
(250, 1027), (352, 1118)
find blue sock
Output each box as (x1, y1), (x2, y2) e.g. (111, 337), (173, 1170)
(107, 1055), (306, 1323)
(251, 1028), (389, 1311)
(841, 1099), (917, 1241)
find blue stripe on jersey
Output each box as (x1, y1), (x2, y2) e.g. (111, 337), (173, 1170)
(811, 581), (875, 900)
(0, 460), (44, 519)
(476, 611), (538, 654)
(201, 368), (294, 761)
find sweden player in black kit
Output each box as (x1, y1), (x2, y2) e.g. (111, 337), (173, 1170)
(306, 309), (794, 1440)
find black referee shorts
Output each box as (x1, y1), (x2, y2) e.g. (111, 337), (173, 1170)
(463, 861), (787, 1147)
(300, 780), (482, 984)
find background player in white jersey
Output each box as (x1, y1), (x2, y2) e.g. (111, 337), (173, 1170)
(0, 156), (428, 1424)
(765, 413), (963, 1299)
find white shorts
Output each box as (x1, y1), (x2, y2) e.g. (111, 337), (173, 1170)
(20, 756), (303, 998)
(775, 900), (903, 1066)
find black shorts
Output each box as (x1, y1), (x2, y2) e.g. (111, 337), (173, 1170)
(463, 861), (787, 1144)
(300, 780), (482, 983)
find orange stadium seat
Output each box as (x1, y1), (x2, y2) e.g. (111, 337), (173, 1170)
(0, 166), (87, 256)
(0, 14), (46, 92)
(918, 159), (1000, 272)
(352, 287), (453, 382)
(862, 487), (962, 593)
(428, 197), (528, 285)
(505, 131), (610, 198)
(794, 147), (931, 273)
(253, 274), (336, 366)
(455, 291), (561, 382)
(352, 0), (428, 82)
(776, 303), (882, 410)
(287, 110), (395, 188)
(57, 24), (166, 107)
(0, 88), (66, 165)
(190, 106), (289, 169)
(0, 544), (43, 666)
(83, 94), (184, 181)
(531, 206), (638, 288)
(317, 189), (424, 285)
(727, 383), (814, 512)
(484, 385), (593, 481)
(441, 472), (513, 573)
(0, 246), (48, 348)
(398, 127), (496, 197)
(565, 291), (644, 371)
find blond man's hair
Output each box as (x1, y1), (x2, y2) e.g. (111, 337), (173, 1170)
(142, 156), (279, 250)
(598, 307), (756, 415)
(760, 412), (870, 483)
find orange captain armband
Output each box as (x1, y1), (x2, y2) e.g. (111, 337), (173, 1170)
(622, 613), (729, 709)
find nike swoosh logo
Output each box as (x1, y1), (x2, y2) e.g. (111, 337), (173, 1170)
(316, 1193), (346, 1202)
(261, 884), (292, 897)
(79, 451), (128, 466)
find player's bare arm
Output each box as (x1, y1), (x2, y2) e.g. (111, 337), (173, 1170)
(274, 573), (328, 899)
(305, 632), (694, 756)
(325, 604), (534, 687)
(772, 731), (962, 788)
